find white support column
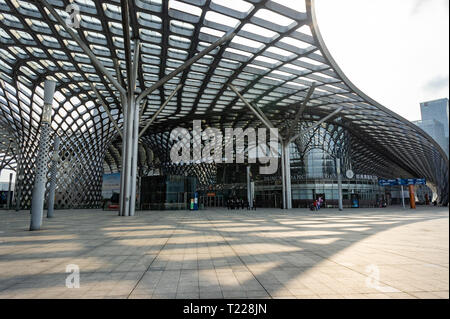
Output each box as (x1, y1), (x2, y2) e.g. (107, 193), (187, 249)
(119, 95), (128, 216)
(336, 158), (343, 211)
(284, 142), (292, 209)
(401, 185), (405, 209)
(246, 165), (253, 208)
(281, 143), (286, 210)
(129, 40), (141, 217)
(6, 172), (12, 210)
(129, 98), (140, 216)
(121, 95), (135, 217)
(15, 156), (23, 212)
(47, 135), (60, 218)
(30, 79), (56, 230)
(280, 142), (292, 210)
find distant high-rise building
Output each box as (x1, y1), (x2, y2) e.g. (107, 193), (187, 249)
(415, 98), (449, 157)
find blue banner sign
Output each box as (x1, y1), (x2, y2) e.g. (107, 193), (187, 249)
(415, 178), (426, 185)
(378, 178), (426, 186)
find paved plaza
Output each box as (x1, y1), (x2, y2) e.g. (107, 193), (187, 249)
(0, 207), (448, 299)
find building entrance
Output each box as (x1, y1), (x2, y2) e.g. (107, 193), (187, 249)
(200, 195), (224, 208)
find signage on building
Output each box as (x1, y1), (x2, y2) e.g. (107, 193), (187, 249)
(378, 178), (426, 186)
(102, 173), (121, 199)
(346, 170), (354, 179)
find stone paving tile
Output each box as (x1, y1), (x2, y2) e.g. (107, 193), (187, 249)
(200, 291), (223, 299)
(0, 207), (447, 299)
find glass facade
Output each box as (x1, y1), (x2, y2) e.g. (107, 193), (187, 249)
(140, 175), (197, 210)
(252, 123), (385, 208)
(305, 148), (336, 179)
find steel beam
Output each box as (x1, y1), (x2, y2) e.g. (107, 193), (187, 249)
(137, 33), (235, 105)
(37, 0), (126, 96)
(121, 0), (133, 91)
(89, 82), (123, 139)
(0, 140), (11, 169)
(288, 106), (344, 143)
(287, 84), (316, 139)
(229, 84), (292, 209)
(251, 103), (273, 130)
(139, 98), (148, 119)
(113, 58), (125, 93)
(139, 84), (182, 138)
(228, 84), (281, 141)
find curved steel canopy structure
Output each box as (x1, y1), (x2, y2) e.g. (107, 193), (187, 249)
(0, 0), (448, 209)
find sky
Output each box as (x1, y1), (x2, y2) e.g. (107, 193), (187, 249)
(1, 0), (448, 183)
(314, 0), (449, 121)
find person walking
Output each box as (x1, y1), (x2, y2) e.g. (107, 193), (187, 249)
(318, 196), (323, 210)
(313, 199), (318, 212)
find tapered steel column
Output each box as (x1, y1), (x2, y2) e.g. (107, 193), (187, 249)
(123, 37), (140, 217)
(336, 158), (343, 211)
(30, 79), (56, 230)
(280, 142), (292, 210)
(129, 99), (139, 216)
(400, 185), (405, 209)
(47, 136), (60, 218)
(119, 96), (128, 216)
(120, 96), (135, 217)
(6, 172), (12, 210)
(15, 158), (23, 212)
(281, 144), (287, 209)
(283, 142), (292, 209)
(246, 165), (253, 208)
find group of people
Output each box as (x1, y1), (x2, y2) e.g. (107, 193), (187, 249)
(310, 196), (324, 211)
(226, 198), (256, 210)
